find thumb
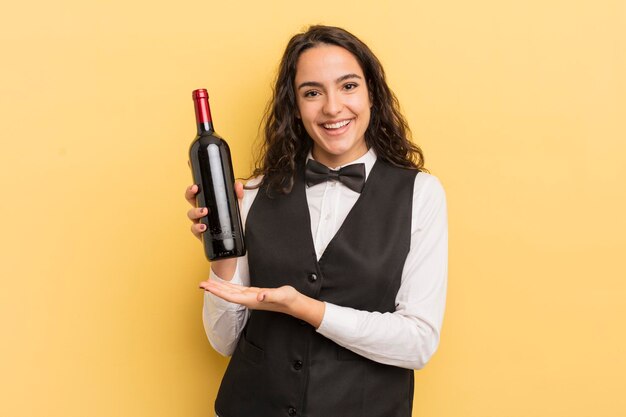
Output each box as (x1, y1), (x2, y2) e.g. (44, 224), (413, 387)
(234, 181), (244, 201)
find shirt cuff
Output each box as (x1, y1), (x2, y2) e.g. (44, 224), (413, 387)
(316, 302), (359, 341)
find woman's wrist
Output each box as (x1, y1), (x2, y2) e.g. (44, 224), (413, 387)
(290, 293), (325, 329)
(210, 258), (238, 281)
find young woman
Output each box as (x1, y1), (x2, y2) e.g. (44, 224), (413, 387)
(185, 25), (448, 417)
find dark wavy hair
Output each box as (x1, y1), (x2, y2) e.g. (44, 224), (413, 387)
(250, 25), (425, 194)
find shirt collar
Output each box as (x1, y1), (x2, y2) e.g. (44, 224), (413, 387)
(306, 148), (377, 180)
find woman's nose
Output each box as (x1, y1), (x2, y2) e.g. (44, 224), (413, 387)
(322, 92), (343, 116)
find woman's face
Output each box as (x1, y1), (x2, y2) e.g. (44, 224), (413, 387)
(294, 44), (371, 167)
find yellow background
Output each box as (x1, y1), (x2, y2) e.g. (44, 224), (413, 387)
(1, 0), (625, 416)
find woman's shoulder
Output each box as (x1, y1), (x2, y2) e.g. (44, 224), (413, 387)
(415, 171), (444, 188)
(413, 171), (446, 207)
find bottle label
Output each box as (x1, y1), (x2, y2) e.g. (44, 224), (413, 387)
(209, 227), (239, 241)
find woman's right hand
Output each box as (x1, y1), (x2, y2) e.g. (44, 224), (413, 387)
(185, 183), (245, 239)
(185, 182), (245, 280)
(185, 184), (209, 241)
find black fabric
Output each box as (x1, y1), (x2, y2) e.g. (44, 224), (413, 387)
(215, 159), (419, 417)
(305, 159), (366, 193)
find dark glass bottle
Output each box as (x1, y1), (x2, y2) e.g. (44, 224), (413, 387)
(189, 89), (245, 261)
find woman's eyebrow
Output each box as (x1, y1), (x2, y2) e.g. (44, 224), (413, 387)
(336, 73), (362, 83)
(297, 73), (363, 90)
(297, 81), (323, 90)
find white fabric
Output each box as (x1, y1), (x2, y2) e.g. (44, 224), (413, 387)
(203, 148), (448, 369)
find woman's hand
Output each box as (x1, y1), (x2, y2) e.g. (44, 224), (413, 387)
(185, 181), (245, 280)
(185, 184), (208, 241)
(185, 182), (245, 240)
(199, 279), (325, 328)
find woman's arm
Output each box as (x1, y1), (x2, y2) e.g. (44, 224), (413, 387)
(187, 180), (261, 356)
(202, 257), (251, 356)
(201, 174), (448, 369)
(316, 174), (448, 369)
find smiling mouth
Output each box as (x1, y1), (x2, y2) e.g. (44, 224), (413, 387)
(322, 119), (351, 130)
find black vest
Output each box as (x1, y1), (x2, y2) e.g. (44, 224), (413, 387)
(215, 160), (419, 417)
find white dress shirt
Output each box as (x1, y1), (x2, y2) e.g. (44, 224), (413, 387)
(203, 148), (448, 370)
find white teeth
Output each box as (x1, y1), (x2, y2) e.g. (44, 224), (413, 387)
(323, 120), (350, 129)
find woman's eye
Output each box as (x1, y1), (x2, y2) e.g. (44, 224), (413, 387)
(344, 83), (358, 91)
(304, 90), (320, 98)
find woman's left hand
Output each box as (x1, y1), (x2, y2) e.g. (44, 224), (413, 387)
(200, 279), (325, 328)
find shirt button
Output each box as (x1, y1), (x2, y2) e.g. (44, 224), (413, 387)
(293, 360), (303, 370)
(325, 213), (331, 220)
(308, 273), (318, 282)
(288, 407), (297, 416)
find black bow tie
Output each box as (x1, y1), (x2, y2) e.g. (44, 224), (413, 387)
(305, 159), (366, 193)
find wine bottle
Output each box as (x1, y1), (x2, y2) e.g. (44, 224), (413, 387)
(189, 89), (246, 261)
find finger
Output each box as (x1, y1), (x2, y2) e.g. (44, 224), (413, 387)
(209, 281), (264, 300)
(207, 279), (247, 294)
(201, 282), (229, 299)
(234, 181), (244, 201)
(200, 279), (236, 294)
(217, 280), (262, 293)
(259, 286), (295, 304)
(199, 280), (231, 293)
(190, 223), (206, 239)
(259, 288), (282, 303)
(203, 283), (251, 305)
(187, 207), (208, 221)
(185, 184), (199, 206)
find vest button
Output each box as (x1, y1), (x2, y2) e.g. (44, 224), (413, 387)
(308, 273), (318, 282)
(293, 360), (303, 370)
(288, 407), (297, 416)
(299, 320), (307, 326)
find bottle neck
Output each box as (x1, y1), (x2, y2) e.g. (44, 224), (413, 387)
(197, 121), (214, 135)
(193, 91), (214, 135)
